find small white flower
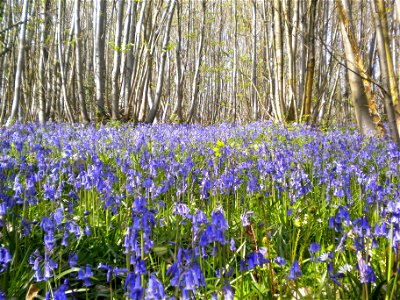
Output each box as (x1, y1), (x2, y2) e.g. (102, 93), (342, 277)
(338, 264), (353, 274)
(318, 252), (329, 262)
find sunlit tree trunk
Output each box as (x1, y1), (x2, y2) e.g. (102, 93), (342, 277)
(146, 0), (176, 123)
(94, 0), (107, 119)
(6, 0), (29, 126)
(251, 0), (257, 120)
(187, 0), (206, 123)
(301, 0), (317, 123)
(336, 0), (384, 135)
(376, 0), (400, 135)
(111, 0), (124, 120)
(273, 0), (285, 122)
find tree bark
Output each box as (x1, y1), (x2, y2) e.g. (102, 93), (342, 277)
(94, 0), (107, 119)
(188, 0), (207, 123)
(336, 0), (384, 135)
(302, 0), (317, 123)
(146, 0), (176, 123)
(6, 0), (29, 126)
(111, 0), (124, 120)
(74, 0), (90, 123)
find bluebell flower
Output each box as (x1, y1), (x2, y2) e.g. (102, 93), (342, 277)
(98, 263), (112, 282)
(68, 253), (78, 268)
(357, 256), (376, 283)
(113, 267), (128, 276)
(241, 211), (254, 227)
(125, 272), (143, 300)
(53, 279), (68, 300)
(223, 283), (234, 300)
(288, 260), (302, 280)
(230, 238), (236, 251)
(0, 247), (12, 273)
(0, 289), (5, 300)
(29, 250), (43, 282)
(145, 273), (166, 300)
(43, 253), (58, 281)
(274, 256), (286, 266)
(211, 208), (228, 230)
(77, 264), (93, 287)
(309, 243), (320, 253)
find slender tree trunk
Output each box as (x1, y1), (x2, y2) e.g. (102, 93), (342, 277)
(74, 0), (90, 123)
(372, 0), (400, 144)
(172, 0), (183, 123)
(94, 0), (107, 119)
(251, 0), (258, 120)
(57, 0), (74, 123)
(187, 0), (206, 123)
(146, 0), (176, 123)
(37, 0), (51, 124)
(336, 0), (384, 135)
(273, 0), (285, 121)
(376, 0), (400, 135)
(302, 0), (317, 123)
(6, 0), (29, 126)
(111, 0), (124, 120)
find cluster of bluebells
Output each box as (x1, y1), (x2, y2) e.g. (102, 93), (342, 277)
(0, 122), (399, 298)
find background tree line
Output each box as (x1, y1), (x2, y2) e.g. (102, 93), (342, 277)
(1, 0), (400, 140)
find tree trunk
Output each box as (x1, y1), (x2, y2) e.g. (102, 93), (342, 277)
(111, 0), (124, 120)
(273, 0), (285, 121)
(251, 0), (258, 120)
(301, 0), (317, 123)
(336, 0), (384, 135)
(188, 0), (207, 123)
(94, 0), (107, 119)
(376, 0), (400, 135)
(172, 0), (184, 123)
(74, 0), (90, 123)
(37, 0), (51, 124)
(146, 0), (176, 123)
(6, 0), (29, 126)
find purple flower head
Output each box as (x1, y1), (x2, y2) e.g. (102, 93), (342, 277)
(288, 260), (302, 280)
(241, 211), (254, 227)
(223, 283), (234, 300)
(230, 238), (236, 251)
(211, 207), (228, 230)
(274, 256), (286, 266)
(43, 254), (58, 281)
(0, 247), (12, 273)
(77, 264), (93, 287)
(173, 203), (191, 219)
(357, 252), (376, 283)
(53, 208), (64, 226)
(53, 280), (69, 300)
(68, 253), (78, 268)
(98, 263), (112, 282)
(145, 273), (166, 300)
(308, 243), (320, 253)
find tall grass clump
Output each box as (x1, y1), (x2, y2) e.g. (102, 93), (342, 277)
(0, 121), (399, 299)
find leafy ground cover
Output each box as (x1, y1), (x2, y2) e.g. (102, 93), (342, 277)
(0, 122), (399, 299)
